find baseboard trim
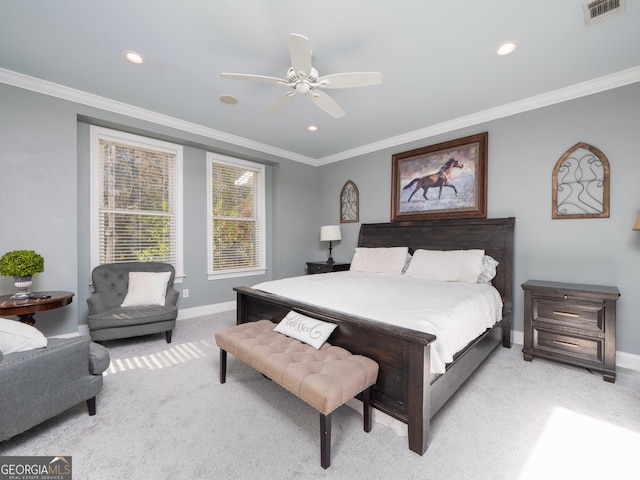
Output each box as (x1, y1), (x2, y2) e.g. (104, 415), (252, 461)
(176, 301), (236, 320)
(511, 329), (640, 372)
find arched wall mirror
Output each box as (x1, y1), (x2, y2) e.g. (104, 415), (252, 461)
(552, 143), (610, 219)
(340, 180), (359, 223)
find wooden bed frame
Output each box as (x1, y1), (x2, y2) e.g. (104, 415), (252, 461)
(234, 217), (515, 455)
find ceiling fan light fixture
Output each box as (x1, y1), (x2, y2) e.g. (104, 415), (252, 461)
(124, 50), (145, 64)
(296, 82), (310, 95)
(496, 42), (517, 56)
(220, 33), (381, 118)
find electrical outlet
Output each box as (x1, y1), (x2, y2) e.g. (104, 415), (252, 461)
(182, 289), (189, 298)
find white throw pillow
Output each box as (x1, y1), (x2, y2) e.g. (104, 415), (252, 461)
(121, 271), (171, 307)
(403, 249), (485, 283)
(0, 317), (47, 354)
(350, 247), (409, 274)
(273, 311), (338, 349)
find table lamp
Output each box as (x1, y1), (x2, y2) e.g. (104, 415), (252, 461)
(320, 225), (341, 264)
(633, 211), (640, 231)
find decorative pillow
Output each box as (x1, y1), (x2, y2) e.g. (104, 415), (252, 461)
(0, 317), (48, 354)
(121, 271), (171, 307)
(350, 247), (409, 274)
(273, 310), (338, 349)
(403, 249), (485, 283)
(478, 255), (499, 283)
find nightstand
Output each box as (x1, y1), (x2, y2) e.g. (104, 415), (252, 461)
(306, 262), (351, 275)
(521, 280), (620, 383)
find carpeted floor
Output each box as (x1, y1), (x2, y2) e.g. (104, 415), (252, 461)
(1, 311), (639, 480)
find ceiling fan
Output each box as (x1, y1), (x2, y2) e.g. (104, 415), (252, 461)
(220, 33), (382, 118)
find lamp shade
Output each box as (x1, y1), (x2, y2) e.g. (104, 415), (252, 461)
(320, 225), (342, 242)
(633, 212), (640, 231)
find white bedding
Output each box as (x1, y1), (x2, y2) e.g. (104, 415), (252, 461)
(252, 271), (503, 374)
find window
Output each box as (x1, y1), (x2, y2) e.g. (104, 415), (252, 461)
(207, 153), (265, 278)
(90, 126), (183, 279)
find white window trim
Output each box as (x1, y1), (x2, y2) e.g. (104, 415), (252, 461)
(207, 152), (266, 280)
(89, 125), (184, 282)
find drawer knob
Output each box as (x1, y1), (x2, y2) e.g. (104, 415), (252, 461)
(563, 295), (568, 299)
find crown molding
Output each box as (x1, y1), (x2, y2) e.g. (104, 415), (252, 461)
(315, 66), (640, 166)
(0, 67), (317, 166)
(2, 66), (639, 168)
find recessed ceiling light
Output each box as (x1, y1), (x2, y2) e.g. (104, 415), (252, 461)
(219, 94), (238, 105)
(308, 125), (318, 132)
(124, 51), (145, 64)
(497, 42), (517, 56)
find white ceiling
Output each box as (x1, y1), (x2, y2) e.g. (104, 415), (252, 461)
(1, 0), (639, 165)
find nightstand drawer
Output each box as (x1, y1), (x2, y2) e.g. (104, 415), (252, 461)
(533, 298), (604, 332)
(308, 263), (332, 274)
(534, 328), (603, 364)
(306, 262), (351, 274)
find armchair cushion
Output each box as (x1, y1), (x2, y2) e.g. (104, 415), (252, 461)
(121, 271), (172, 307)
(0, 318), (47, 354)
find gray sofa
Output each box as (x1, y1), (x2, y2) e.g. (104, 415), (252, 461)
(0, 336), (110, 442)
(87, 262), (179, 343)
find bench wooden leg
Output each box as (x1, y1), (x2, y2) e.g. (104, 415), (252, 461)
(320, 412), (332, 469)
(362, 387), (372, 433)
(220, 349), (227, 384)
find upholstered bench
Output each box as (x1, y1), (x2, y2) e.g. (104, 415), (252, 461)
(215, 319), (379, 469)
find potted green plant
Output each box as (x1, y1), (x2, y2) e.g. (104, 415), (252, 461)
(0, 250), (45, 298)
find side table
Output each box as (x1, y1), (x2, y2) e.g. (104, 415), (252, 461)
(0, 291), (74, 326)
(521, 280), (619, 383)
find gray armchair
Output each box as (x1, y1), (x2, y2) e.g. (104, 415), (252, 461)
(0, 336), (110, 442)
(87, 262), (179, 343)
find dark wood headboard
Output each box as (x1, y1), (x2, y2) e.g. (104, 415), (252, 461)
(358, 217), (515, 315)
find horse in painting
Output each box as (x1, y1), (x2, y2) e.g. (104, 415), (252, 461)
(403, 158), (464, 201)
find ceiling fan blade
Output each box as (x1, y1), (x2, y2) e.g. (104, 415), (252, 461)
(220, 73), (286, 84)
(266, 91), (297, 115)
(309, 91), (345, 118)
(318, 72), (383, 89)
(289, 34), (312, 77)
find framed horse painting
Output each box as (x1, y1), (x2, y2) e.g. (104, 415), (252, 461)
(391, 132), (488, 221)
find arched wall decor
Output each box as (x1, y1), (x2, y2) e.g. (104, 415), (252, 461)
(340, 180), (359, 223)
(552, 142), (610, 219)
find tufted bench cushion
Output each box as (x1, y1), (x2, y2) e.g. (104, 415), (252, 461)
(215, 319), (379, 468)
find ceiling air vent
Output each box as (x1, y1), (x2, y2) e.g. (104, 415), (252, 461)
(583, 0), (626, 26)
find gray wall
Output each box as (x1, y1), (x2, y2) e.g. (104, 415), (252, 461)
(318, 82), (640, 357)
(0, 85), (80, 336)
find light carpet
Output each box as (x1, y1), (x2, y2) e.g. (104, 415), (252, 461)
(1, 311), (639, 480)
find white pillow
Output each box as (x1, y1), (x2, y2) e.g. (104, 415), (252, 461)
(273, 311), (338, 349)
(403, 249), (485, 283)
(0, 317), (47, 354)
(121, 271), (171, 307)
(350, 247), (409, 274)
(478, 255), (499, 283)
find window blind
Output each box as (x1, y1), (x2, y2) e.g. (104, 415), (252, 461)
(209, 158), (264, 274)
(97, 139), (177, 265)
